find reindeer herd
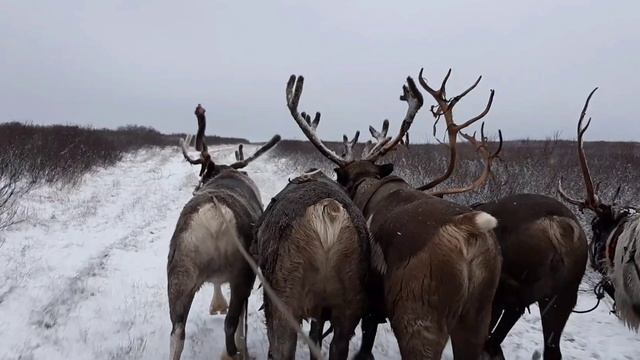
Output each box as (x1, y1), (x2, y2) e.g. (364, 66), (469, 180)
(166, 69), (640, 360)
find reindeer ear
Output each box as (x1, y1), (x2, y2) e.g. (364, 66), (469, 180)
(378, 163), (394, 177)
(334, 167), (348, 185)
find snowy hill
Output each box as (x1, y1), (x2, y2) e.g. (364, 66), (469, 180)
(1, 145), (638, 360)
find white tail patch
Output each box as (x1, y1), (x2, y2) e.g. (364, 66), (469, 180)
(536, 216), (582, 264)
(473, 212), (498, 232)
(181, 202), (239, 264)
(306, 198), (352, 249)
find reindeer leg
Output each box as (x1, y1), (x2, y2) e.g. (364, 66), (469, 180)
(222, 272), (255, 359)
(538, 289), (577, 360)
(451, 300), (494, 360)
(235, 300), (248, 359)
(168, 267), (198, 360)
(309, 319), (325, 360)
(266, 300), (297, 360)
(211, 282), (229, 315)
(484, 307), (524, 359)
(329, 316), (358, 360)
(354, 314), (378, 360)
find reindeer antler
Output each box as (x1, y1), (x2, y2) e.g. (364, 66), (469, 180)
(194, 104), (207, 151)
(180, 134), (202, 164)
(230, 135), (282, 169)
(362, 77), (424, 161)
(427, 123), (503, 197)
(557, 87), (603, 212)
(180, 104), (214, 178)
(417, 68), (495, 191)
(362, 119), (390, 159)
(341, 131), (361, 162)
(235, 144), (244, 162)
(286, 75), (358, 166)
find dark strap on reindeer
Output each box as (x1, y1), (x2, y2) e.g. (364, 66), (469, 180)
(352, 176), (406, 215)
(607, 218), (628, 266)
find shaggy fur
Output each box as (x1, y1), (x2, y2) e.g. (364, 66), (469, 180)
(255, 171), (370, 360)
(605, 213), (640, 331)
(167, 169), (263, 360)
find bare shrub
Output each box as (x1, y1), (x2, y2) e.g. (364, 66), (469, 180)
(0, 122), (250, 231)
(271, 138), (640, 226)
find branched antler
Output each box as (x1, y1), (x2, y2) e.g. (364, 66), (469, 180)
(286, 75), (421, 165)
(362, 77), (424, 161)
(557, 88), (603, 213)
(362, 119), (391, 159)
(426, 123), (503, 197)
(180, 105), (213, 177)
(230, 135), (282, 169)
(235, 144), (244, 162)
(286, 75), (350, 166)
(341, 131), (361, 162)
(417, 68), (495, 190)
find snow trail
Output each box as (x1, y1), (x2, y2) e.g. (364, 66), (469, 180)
(1, 145), (639, 359)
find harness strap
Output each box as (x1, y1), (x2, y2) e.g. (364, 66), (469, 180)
(572, 278), (609, 313)
(607, 219), (627, 266)
(352, 176), (406, 215)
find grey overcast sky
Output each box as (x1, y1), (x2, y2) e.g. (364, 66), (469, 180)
(1, 0), (638, 142)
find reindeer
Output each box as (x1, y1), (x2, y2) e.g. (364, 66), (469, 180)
(285, 72), (503, 359)
(167, 106), (281, 360)
(254, 167), (370, 360)
(411, 70), (589, 359)
(558, 88), (640, 332)
(472, 193), (588, 360)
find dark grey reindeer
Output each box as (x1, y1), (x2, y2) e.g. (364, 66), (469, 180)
(167, 106), (280, 360)
(255, 168), (370, 360)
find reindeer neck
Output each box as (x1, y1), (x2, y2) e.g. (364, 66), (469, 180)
(198, 170), (261, 207)
(352, 176), (409, 217)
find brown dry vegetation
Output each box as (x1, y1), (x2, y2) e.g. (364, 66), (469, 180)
(0, 122), (248, 229)
(270, 138), (640, 226)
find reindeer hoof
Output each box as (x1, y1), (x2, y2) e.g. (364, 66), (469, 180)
(210, 285), (229, 315)
(219, 352), (251, 360)
(353, 352), (375, 360)
(209, 305), (229, 315)
(479, 351), (505, 360)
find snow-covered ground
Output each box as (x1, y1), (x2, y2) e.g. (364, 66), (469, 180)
(1, 145), (638, 360)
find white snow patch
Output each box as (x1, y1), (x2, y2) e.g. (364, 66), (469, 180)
(0, 145), (638, 359)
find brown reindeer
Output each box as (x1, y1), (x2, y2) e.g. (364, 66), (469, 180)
(254, 166), (370, 360)
(413, 71), (589, 359)
(558, 88), (640, 332)
(285, 72), (503, 360)
(167, 106), (281, 360)
(472, 194), (588, 360)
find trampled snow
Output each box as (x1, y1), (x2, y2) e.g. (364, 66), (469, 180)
(1, 145), (638, 359)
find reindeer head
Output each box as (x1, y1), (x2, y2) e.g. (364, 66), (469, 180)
(181, 104), (281, 192)
(557, 88), (630, 271)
